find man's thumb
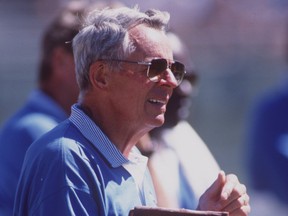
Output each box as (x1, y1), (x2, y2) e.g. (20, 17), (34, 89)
(205, 170), (226, 198)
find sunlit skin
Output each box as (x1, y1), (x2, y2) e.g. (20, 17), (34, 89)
(79, 24), (178, 157)
(197, 171), (250, 215)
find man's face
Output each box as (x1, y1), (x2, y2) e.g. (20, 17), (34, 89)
(107, 25), (178, 131)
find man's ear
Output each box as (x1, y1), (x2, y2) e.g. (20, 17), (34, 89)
(89, 61), (108, 88)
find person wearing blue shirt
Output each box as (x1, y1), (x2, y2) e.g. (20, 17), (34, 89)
(14, 6), (251, 216)
(14, 104), (157, 215)
(0, 2), (88, 215)
(247, 76), (288, 205)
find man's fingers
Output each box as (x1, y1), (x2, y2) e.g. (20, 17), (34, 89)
(197, 171), (226, 211)
(229, 202), (251, 216)
(198, 171), (250, 216)
(222, 193), (250, 212)
(205, 170), (226, 198)
(220, 174), (238, 200)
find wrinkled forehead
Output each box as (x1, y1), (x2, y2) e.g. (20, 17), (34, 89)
(128, 24), (173, 60)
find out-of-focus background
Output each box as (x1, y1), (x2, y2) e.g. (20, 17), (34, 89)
(1, 0), (288, 214)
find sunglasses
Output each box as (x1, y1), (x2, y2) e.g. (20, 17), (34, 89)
(102, 58), (186, 86)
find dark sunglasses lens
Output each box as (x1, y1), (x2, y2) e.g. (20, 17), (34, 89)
(171, 61), (185, 83)
(148, 59), (167, 78)
(148, 59), (185, 85)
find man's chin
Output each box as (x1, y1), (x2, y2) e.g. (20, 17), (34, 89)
(152, 115), (165, 127)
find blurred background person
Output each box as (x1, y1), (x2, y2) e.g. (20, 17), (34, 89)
(246, 57), (288, 214)
(137, 32), (220, 209)
(0, 2), (92, 215)
(245, 19), (288, 216)
(0, 2), (126, 215)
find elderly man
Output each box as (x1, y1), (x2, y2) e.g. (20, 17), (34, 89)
(14, 6), (250, 216)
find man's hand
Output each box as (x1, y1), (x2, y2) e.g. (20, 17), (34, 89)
(197, 171), (251, 216)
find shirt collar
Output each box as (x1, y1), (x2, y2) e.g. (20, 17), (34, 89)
(69, 104), (129, 168)
(123, 148), (148, 188)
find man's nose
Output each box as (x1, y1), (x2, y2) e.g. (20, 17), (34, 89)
(160, 68), (179, 88)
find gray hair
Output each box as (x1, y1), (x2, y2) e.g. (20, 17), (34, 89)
(72, 6), (170, 92)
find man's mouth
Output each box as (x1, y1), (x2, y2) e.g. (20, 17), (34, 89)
(148, 99), (167, 105)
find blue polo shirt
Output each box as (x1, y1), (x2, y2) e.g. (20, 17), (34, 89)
(13, 104), (156, 215)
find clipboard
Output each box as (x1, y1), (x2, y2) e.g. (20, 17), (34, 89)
(129, 206), (229, 216)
